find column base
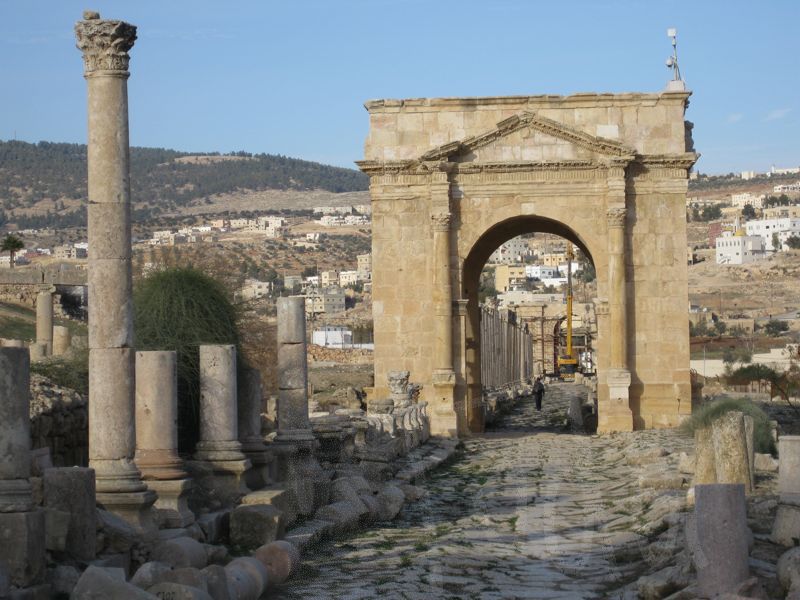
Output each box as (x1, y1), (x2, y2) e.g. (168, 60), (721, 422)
(135, 449), (188, 481)
(0, 509), (45, 587)
(96, 489), (158, 535)
(147, 478), (195, 528)
(194, 440), (248, 462)
(274, 428), (316, 445)
(186, 458), (251, 507)
(92, 458), (149, 494)
(598, 368), (633, 433)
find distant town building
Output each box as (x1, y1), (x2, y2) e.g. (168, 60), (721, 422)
(525, 265), (559, 279)
(305, 286), (346, 316)
(339, 270), (361, 287)
(730, 192), (765, 209)
(488, 238), (531, 264)
(540, 252), (567, 267)
(312, 326), (353, 348)
(313, 206), (353, 215)
(769, 165), (800, 177)
(320, 270), (339, 287)
(357, 253), (371, 278)
(763, 206), (800, 219)
(306, 232), (321, 242)
(494, 265), (527, 292)
(53, 245), (87, 260)
(353, 204), (372, 215)
(234, 279), (272, 302)
(773, 182), (800, 194)
(715, 231), (764, 265)
(741, 171), (757, 180)
(745, 217), (800, 251)
(283, 275), (303, 291)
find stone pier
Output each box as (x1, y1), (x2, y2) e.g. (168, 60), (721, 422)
(52, 325), (72, 356)
(35, 287), (54, 356)
(772, 435), (800, 546)
(274, 297), (326, 516)
(0, 348), (45, 587)
(135, 351), (195, 527)
(189, 344), (251, 505)
(239, 367), (273, 490)
(76, 11), (155, 529)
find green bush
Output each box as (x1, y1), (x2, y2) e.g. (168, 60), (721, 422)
(134, 268), (242, 453)
(680, 397), (776, 455)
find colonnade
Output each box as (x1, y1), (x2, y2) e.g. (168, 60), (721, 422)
(479, 306), (534, 391)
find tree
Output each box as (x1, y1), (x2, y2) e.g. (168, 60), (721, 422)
(786, 236), (800, 250)
(764, 319), (790, 337)
(728, 357), (800, 415)
(741, 204), (756, 220)
(1, 234), (24, 268)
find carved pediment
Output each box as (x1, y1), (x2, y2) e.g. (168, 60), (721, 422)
(420, 112), (636, 163)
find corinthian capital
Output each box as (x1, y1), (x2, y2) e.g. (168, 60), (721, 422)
(606, 207), (627, 228)
(75, 12), (137, 74)
(431, 213), (452, 232)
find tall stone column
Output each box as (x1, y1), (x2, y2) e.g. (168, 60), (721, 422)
(0, 348), (45, 586)
(431, 212), (457, 436)
(35, 287), (54, 355)
(189, 344), (251, 505)
(274, 297), (325, 516)
(601, 205), (633, 432)
(135, 351), (194, 527)
(772, 436), (800, 545)
(239, 367), (272, 490)
(75, 11), (155, 528)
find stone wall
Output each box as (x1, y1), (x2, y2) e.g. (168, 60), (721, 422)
(29, 374), (88, 467)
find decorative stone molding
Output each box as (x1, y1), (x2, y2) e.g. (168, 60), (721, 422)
(606, 207), (627, 228)
(431, 213), (451, 232)
(75, 12), (137, 75)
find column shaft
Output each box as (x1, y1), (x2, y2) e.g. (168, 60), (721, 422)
(608, 216), (627, 369)
(35, 290), (53, 354)
(433, 215), (453, 372)
(0, 348), (33, 511)
(276, 297), (313, 441)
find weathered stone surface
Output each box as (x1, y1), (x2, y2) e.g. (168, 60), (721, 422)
(711, 411), (754, 492)
(0, 347), (33, 512)
(196, 510), (230, 545)
(779, 436), (800, 505)
(254, 540), (301, 585)
(131, 561), (173, 590)
(774, 504), (800, 547)
(693, 426), (716, 485)
(778, 547), (800, 594)
(693, 484), (750, 597)
(315, 500), (364, 533)
(97, 508), (138, 554)
(46, 565), (80, 597)
(201, 565), (231, 600)
(375, 484), (405, 520)
(677, 452), (695, 474)
(44, 507), (71, 552)
(0, 510), (45, 587)
(224, 557), (267, 600)
(151, 537), (208, 569)
(754, 452), (778, 472)
(43, 467), (96, 560)
(72, 565), (157, 600)
(229, 505), (285, 552)
(148, 582), (213, 600)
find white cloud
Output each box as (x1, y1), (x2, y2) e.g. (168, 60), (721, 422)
(766, 108), (791, 121)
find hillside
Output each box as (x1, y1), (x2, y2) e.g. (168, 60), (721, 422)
(0, 140), (369, 229)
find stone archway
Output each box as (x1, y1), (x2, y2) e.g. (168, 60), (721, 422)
(358, 92), (697, 437)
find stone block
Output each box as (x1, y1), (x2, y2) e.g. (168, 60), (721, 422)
(201, 565), (230, 600)
(315, 500), (364, 534)
(71, 565), (157, 600)
(693, 426), (716, 485)
(43, 467), (96, 560)
(7, 583), (52, 599)
(131, 561), (173, 590)
(147, 582), (212, 600)
(229, 505), (285, 552)
(254, 540), (301, 585)
(196, 510), (230, 545)
(97, 508), (138, 554)
(778, 546), (800, 594)
(224, 557), (268, 600)
(278, 343), (307, 390)
(44, 508), (71, 552)
(87, 260), (133, 347)
(754, 453), (778, 472)
(151, 537), (208, 570)
(692, 484), (749, 597)
(0, 510), (45, 587)
(46, 565), (80, 597)
(773, 504), (800, 547)
(712, 412), (754, 493)
(376, 484), (405, 521)
(779, 436), (800, 505)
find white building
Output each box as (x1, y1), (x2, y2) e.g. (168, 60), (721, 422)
(774, 182), (800, 194)
(730, 192), (765, 209)
(306, 232), (321, 242)
(312, 326), (353, 348)
(153, 230), (173, 240)
(339, 270), (361, 287)
(353, 204), (372, 215)
(745, 217), (800, 251)
(320, 270), (339, 287)
(234, 279), (272, 302)
(229, 218), (251, 229)
(488, 237), (532, 264)
(741, 171), (757, 180)
(715, 231), (764, 264)
(770, 166), (800, 177)
(525, 265), (559, 279)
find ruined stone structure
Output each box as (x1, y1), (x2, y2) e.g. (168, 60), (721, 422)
(359, 92), (697, 435)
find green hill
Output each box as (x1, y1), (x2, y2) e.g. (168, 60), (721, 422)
(0, 140), (368, 229)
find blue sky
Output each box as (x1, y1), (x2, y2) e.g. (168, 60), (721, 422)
(1, 0), (797, 174)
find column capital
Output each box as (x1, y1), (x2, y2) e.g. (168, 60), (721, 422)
(431, 213), (451, 232)
(75, 12), (137, 75)
(606, 207), (627, 228)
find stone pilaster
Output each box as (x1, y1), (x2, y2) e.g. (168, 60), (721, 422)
(238, 367), (273, 490)
(189, 344), (251, 505)
(135, 351), (194, 527)
(600, 205), (633, 432)
(35, 287), (54, 356)
(76, 11), (155, 529)
(0, 348), (45, 587)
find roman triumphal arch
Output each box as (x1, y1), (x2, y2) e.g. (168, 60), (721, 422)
(358, 91), (698, 437)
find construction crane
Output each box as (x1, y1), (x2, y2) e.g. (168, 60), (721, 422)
(558, 244), (578, 380)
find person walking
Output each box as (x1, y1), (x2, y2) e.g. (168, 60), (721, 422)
(533, 376), (545, 411)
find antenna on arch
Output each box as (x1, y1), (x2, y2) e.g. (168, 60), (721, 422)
(665, 28), (686, 91)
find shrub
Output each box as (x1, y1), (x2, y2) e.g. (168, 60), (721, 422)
(680, 397), (775, 455)
(134, 268), (241, 453)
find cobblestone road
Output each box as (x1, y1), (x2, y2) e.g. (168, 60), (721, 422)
(275, 384), (692, 599)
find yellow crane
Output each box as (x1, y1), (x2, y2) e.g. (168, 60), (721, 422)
(558, 244), (578, 379)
